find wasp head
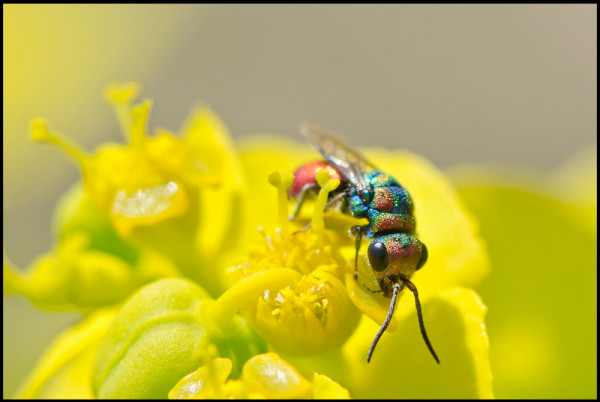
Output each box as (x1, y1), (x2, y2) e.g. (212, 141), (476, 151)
(367, 233), (427, 286)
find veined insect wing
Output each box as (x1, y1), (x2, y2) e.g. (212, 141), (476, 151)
(299, 124), (376, 199)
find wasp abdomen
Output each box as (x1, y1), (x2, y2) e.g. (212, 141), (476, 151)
(369, 211), (416, 234)
(289, 160), (341, 198)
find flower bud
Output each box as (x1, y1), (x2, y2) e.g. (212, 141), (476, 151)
(168, 352), (350, 399)
(92, 278), (265, 398)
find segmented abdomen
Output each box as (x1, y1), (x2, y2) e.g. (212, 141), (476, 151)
(369, 185), (416, 235)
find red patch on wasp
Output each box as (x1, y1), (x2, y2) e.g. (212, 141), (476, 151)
(289, 161), (341, 197)
(372, 187), (395, 212)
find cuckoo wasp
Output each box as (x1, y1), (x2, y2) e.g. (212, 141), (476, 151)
(289, 124), (439, 364)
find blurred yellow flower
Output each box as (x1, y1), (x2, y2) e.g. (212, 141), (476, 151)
(451, 148), (597, 399)
(168, 353), (350, 399)
(13, 83), (244, 296)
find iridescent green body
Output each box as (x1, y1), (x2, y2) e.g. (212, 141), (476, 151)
(293, 124), (437, 364)
(341, 170), (427, 296)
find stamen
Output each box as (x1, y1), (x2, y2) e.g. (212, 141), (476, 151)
(104, 82), (141, 140)
(312, 170), (340, 237)
(105, 82), (141, 105)
(29, 118), (88, 168)
(130, 99), (153, 149)
(268, 172), (294, 236)
(202, 344), (222, 394)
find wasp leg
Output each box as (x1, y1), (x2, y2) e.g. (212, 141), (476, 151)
(351, 225), (371, 279)
(293, 222), (312, 235)
(350, 225), (363, 279)
(324, 191), (346, 212)
(289, 183), (318, 221)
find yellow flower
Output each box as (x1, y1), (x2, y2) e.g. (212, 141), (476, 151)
(16, 307), (118, 398)
(219, 171), (361, 355)
(5, 84), (495, 399)
(3, 232), (178, 310)
(168, 353), (350, 399)
(26, 83), (243, 294)
(230, 136), (493, 398)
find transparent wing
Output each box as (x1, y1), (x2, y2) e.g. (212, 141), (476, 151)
(299, 124), (377, 197)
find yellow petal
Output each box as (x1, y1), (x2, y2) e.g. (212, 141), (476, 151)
(4, 233), (138, 310)
(17, 307), (118, 398)
(344, 287), (493, 398)
(168, 357), (233, 399)
(366, 149), (491, 294)
(177, 106), (236, 186)
(242, 353), (312, 399)
(454, 165), (596, 398)
(110, 180), (189, 237)
(311, 373), (351, 399)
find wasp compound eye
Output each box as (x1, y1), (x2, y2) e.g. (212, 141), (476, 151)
(368, 240), (389, 272)
(416, 243), (428, 270)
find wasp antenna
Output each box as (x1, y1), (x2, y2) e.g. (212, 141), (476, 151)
(367, 282), (401, 363)
(403, 278), (440, 364)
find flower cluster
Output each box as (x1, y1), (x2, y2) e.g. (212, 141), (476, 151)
(4, 83), (494, 398)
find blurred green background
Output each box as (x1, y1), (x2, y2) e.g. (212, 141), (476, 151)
(3, 4), (596, 398)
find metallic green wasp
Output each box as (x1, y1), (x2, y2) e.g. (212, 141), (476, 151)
(290, 124), (439, 364)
